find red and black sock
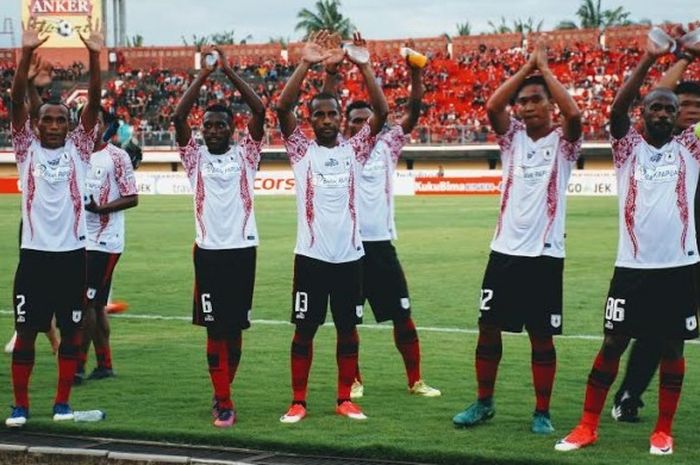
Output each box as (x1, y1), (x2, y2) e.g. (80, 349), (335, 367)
(12, 333), (37, 408)
(393, 317), (421, 387)
(581, 350), (620, 430)
(475, 326), (502, 402)
(291, 326), (317, 404)
(95, 346), (112, 370)
(227, 332), (242, 385)
(530, 334), (556, 414)
(55, 330), (82, 405)
(336, 327), (359, 403)
(655, 357), (685, 435)
(206, 337), (232, 410)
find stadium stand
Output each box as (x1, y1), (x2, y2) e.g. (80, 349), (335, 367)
(1, 25), (699, 148)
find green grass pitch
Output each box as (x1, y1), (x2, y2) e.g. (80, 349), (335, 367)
(0, 195), (698, 465)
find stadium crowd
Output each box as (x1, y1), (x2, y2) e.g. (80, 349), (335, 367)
(1, 37), (699, 146)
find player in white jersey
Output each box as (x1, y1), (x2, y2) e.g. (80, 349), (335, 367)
(173, 46), (265, 428)
(612, 46), (700, 423)
(453, 37), (582, 434)
(6, 15), (104, 428)
(320, 46), (440, 399)
(73, 108), (138, 385)
(276, 31), (388, 423)
(556, 36), (700, 457)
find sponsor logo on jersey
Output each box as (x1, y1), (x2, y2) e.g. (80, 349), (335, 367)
(313, 172), (351, 188)
(635, 163), (679, 183)
(325, 158), (339, 168)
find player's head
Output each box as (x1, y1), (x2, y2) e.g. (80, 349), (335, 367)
(308, 93), (341, 144)
(202, 104), (233, 154)
(675, 81), (700, 132)
(36, 98), (70, 149)
(345, 100), (373, 137)
(77, 106), (116, 145)
(513, 75), (553, 130)
(642, 88), (679, 141)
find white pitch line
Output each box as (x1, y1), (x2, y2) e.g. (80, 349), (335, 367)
(2, 309), (698, 345)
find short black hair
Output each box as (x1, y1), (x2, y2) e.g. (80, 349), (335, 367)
(204, 104), (233, 120)
(346, 100), (372, 118)
(512, 75), (552, 104)
(308, 92), (340, 112)
(676, 81), (700, 98)
(38, 98), (70, 116)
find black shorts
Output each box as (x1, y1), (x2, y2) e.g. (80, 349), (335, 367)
(478, 251), (564, 335)
(192, 245), (256, 331)
(86, 251), (121, 308)
(291, 254), (363, 330)
(604, 265), (699, 340)
(362, 241), (411, 323)
(13, 248), (86, 332)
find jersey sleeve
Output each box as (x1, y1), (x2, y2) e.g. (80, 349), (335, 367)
(114, 148), (138, 196)
(382, 125), (407, 164)
(283, 126), (311, 165)
(10, 118), (37, 165)
(610, 125), (643, 168)
(68, 121), (98, 165)
(348, 123), (375, 165)
(678, 123), (700, 162)
(496, 117), (525, 155)
(555, 127), (583, 162)
(177, 135), (200, 179)
(239, 130), (263, 169)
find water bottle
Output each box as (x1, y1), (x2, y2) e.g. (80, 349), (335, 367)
(680, 28), (700, 48)
(342, 43), (370, 64)
(648, 27), (676, 53)
(73, 410), (106, 422)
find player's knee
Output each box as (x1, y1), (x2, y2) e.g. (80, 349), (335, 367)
(660, 339), (684, 360)
(478, 322), (501, 337)
(601, 334), (629, 358)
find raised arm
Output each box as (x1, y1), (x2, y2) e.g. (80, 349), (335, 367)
(215, 47), (266, 141)
(400, 64), (424, 135)
(276, 31), (331, 138)
(11, 16), (49, 129)
(486, 52), (536, 135)
(533, 38), (581, 142)
(609, 38), (669, 139)
(78, 16), (105, 131)
(320, 33), (344, 96)
(346, 33), (388, 136)
(656, 56), (692, 90)
(172, 66), (214, 146)
(27, 54), (52, 120)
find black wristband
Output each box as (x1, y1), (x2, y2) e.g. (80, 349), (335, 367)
(677, 52), (695, 63)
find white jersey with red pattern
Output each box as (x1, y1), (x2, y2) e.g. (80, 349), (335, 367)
(611, 124), (700, 269)
(85, 144), (138, 253)
(284, 124), (374, 263)
(12, 119), (97, 252)
(358, 125), (406, 242)
(178, 133), (262, 250)
(490, 118), (582, 258)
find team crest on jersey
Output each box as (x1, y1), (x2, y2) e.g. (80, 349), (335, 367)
(550, 314), (562, 328)
(61, 152), (70, 163)
(86, 288), (97, 299)
(540, 146), (554, 161)
(664, 151), (676, 163)
(356, 305), (364, 318)
(72, 310), (82, 323)
(686, 316), (698, 331)
(400, 297), (410, 310)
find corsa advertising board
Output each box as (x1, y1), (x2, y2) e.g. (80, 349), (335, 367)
(21, 0), (103, 48)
